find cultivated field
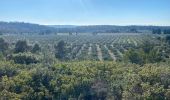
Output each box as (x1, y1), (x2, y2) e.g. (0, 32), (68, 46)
(2, 33), (160, 61)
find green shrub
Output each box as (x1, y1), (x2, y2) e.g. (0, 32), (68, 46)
(12, 52), (40, 65)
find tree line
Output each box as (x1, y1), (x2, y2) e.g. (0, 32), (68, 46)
(152, 29), (170, 34)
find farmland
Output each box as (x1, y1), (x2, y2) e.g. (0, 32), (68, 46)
(2, 33), (160, 62)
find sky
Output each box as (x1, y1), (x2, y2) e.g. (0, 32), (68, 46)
(0, 0), (170, 25)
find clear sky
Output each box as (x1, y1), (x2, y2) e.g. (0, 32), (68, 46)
(0, 0), (170, 25)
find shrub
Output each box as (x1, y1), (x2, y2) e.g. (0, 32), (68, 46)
(12, 52), (40, 65)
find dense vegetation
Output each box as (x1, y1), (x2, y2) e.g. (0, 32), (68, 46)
(0, 34), (170, 100)
(1, 61), (170, 100)
(152, 29), (170, 34)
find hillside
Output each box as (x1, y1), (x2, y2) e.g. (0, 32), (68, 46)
(51, 25), (170, 33)
(1, 22), (170, 34)
(0, 22), (56, 34)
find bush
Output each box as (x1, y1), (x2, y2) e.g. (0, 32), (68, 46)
(12, 52), (40, 65)
(0, 61), (19, 77)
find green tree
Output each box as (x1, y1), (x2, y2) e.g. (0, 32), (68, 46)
(14, 40), (29, 53)
(164, 29), (170, 34)
(0, 38), (9, 54)
(125, 49), (143, 65)
(125, 41), (163, 65)
(152, 29), (161, 34)
(165, 35), (170, 44)
(69, 32), (73, 35)
(12, 53), (40, 65)
(55, 40), (67, 60)
(31, 43), (41, 53)
(0, 61), (19, 77)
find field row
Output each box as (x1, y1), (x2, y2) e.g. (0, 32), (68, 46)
(2, 34), (159, 61)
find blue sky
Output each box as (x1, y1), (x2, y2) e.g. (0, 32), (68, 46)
(0, 0), (170, 25)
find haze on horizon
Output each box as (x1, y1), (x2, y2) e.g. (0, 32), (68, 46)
(0, 0), (170, 26)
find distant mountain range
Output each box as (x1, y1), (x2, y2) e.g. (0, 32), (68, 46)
(0, 22), (170, 34)
(0, 22), (55, 34)
(48, 25), (77, 28)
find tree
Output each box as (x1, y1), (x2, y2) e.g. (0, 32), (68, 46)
(69, 32), (73, 35)
(0, 61), (18, 77)
(0, 38), (9, 53)
(125, 49), (143, 65)
(164, 29), (170, 34)
(152, 29), (161, 34)
(92, 32), (97, 36)
(125, 41), (163, 65)
(14, 40), (29, 53)
(75, 32), (78, 35)
(31, 43), (41, 53)
(165, 35), (170, 44)
(12, 53), (40, 65)
(130, 28), (138, 33)
(55, 40), (67, 60)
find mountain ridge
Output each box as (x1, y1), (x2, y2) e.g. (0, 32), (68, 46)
(0, 21), (170, 34)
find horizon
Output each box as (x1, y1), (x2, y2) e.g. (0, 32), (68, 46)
(1, 21), (170, 27)
(0, 0), (170, 25)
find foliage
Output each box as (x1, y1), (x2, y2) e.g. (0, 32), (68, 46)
(164, 29), (170, 34)
(0, 61), (19, 78)
(152, 29), (162, 34)
(0, 61), (170, 99)
(55, 40), (68, 60)
(0, 38), (9, 54)
(125, 41), (163, 65)
(14, 40), (29, 53)
(12, 52), (40, 65)
(31, 43), (41, 53)
(165, 35), (170, 44)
